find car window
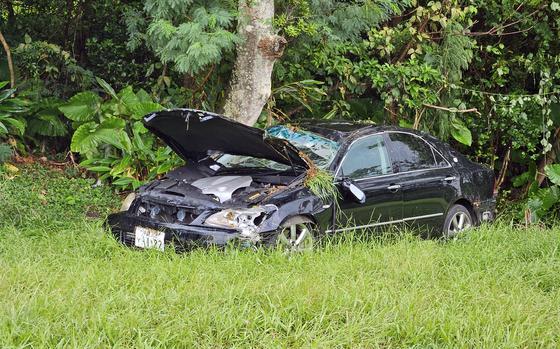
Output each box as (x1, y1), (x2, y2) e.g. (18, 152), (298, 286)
(215, 126), (340, 171)
(266, 126), (340, 169)
(387, 132), (437, 172)
(339, 134), (393, 179)
(433, 149), (449, 167)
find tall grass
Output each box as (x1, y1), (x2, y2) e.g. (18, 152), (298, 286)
(1, 166), (560, 348)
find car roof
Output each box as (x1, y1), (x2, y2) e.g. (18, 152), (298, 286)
(293, 120), (424, 143)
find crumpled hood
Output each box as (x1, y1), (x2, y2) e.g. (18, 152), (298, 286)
(143, 109), (309, 170)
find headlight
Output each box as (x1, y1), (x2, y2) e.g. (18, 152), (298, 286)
(204, 207), (266, 231)
(120, 192), (136, 212)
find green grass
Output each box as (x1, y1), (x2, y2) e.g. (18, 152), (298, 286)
(1, 165), (560, 348)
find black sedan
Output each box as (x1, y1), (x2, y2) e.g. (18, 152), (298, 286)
(107, 108), (496, 252)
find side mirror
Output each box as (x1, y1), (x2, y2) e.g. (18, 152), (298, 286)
(341, 179), (366, 204)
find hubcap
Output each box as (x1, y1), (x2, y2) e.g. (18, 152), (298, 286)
(276, 223), (314, 252)
(446, 211), (472, 237)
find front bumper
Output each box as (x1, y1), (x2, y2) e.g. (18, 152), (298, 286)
(107, 212), (243, 250)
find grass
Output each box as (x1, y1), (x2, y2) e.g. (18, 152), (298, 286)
(1, 165), (560, 348)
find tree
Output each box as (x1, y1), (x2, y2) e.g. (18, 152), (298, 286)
(127, 0), (285, 125)
(223, 0), (286, 125)
(0, 30), (14, 88)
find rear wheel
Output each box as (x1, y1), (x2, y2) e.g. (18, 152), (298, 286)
(271, 217), (315, 253)
(443, 204), (473, 238)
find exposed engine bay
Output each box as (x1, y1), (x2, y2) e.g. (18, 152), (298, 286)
(127, 162), (302, 234)
(191, 176), (254, 203)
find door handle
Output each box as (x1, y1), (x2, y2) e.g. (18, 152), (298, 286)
(443, 176), (456, 182)
(387, 184), (401, 191)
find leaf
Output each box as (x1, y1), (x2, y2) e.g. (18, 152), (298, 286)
(136, 89), (152, 103)
(129, 102), (163, 119)
(5, 117), (26, 136)
(118, 131), (133, 153)
(540, 186), (560, 211)
(0, 81), (9, 89)
(118, 86), (140, 110)
(99, 117), (126, 130)
(27, 112), (68, 137)
(96, 77), (118, 99)
(0, 88), (16, 102)
(112, 177), (135, 188)
(110, 156), (133, 176)
(512, 171), (531, 188)
(450, 119), (472, 146)
(70, 122), (128, 154)
(544, 164), (560, 186)
(86, 166), (112, 173)
(59, 92), (101, 122)
(0, 115), (26, 136)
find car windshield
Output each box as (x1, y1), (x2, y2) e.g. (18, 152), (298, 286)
(216, 125), (340, 170)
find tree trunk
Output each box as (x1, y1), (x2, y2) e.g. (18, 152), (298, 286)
(223, 0), (286, 126)
(5, 1), (16, 30)
(0, 31), (15, 89)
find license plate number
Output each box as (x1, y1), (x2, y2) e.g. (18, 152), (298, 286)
(134, 226), (165, 251)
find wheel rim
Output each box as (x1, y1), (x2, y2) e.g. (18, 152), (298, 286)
(276, 223), (314, 252)
(446, 211), (472, 237)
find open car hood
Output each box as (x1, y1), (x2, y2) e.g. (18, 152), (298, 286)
(143, 109), (310, 170)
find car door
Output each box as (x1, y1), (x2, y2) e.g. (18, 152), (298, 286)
(385, 131), (458, 232)
(333, 133), (403, 232)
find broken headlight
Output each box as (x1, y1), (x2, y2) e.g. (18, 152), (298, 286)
(204, 207), (265, 231)
(120, 193), (136, 212)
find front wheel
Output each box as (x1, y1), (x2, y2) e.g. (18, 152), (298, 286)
(271, 217), (315, 253)
(443, 204), (473, 238)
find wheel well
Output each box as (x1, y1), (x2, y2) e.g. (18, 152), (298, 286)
(280, 215), (316, 227)
(452, 198), (477, 223)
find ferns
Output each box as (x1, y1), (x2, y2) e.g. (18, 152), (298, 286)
(129, 0), (239, 75)
(438, 23), (475, 82)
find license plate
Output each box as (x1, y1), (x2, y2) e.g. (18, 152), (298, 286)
(134, 226), (165, 251)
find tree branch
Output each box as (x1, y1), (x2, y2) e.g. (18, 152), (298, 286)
(0, 31), (15, 88)
(422, 103), (481, 115)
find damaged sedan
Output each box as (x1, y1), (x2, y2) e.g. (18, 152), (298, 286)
(107, 109), (496, 252)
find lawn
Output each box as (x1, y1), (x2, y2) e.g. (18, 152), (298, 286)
(1, 165), (559, 348)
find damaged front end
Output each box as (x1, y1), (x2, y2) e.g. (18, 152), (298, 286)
(107, 163), (326, 250)
(107, 109), (335, 251)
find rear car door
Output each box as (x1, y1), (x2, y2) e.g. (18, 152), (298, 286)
(386, 132), (457, 232)
(334, 133), (403, 231)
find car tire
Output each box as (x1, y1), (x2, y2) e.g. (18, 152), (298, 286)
(267, 216), (316, 253)
(443, 204), (474, 238)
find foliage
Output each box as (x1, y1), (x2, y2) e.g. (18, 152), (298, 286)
(59, 79), (181, 189)
(264, 80), (326, 125)
(126, 0), (239, 76)
(304, 167), (339, 202)
(526, 164), (560, 224)
(0, 82), (27, 138)
(24, 98), (67, 138)
(14, 37), (94, 98)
